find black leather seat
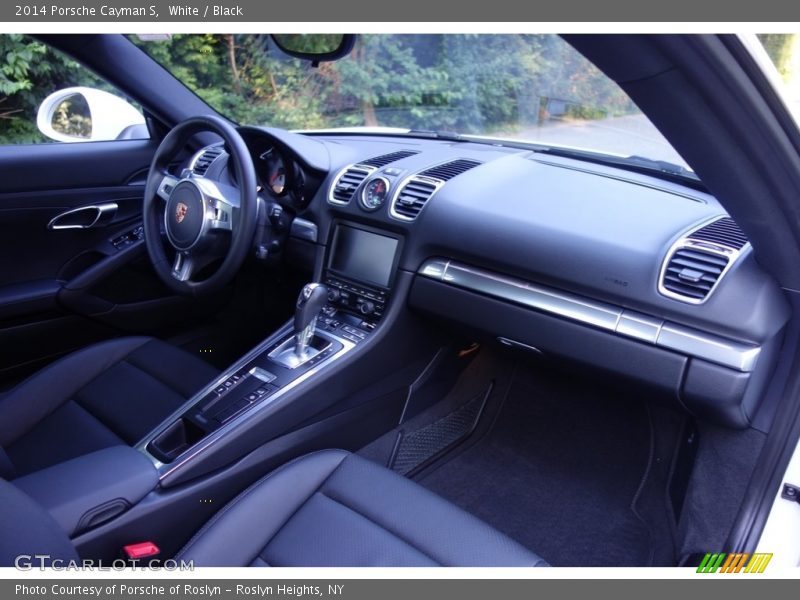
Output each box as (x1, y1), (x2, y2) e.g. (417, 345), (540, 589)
(0, 450), (547, 567)
(177, 450), (546, 567)
(0, 336), (217, 479)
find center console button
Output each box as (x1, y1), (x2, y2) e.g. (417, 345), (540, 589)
(249, 367), (277, 383)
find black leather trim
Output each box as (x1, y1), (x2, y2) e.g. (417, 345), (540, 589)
(0, 337), (151, 447)
(0, 336), (218, 477)
(178, 450), (547, 567)
(0, 478), (78, 567)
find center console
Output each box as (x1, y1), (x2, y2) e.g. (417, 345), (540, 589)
(143, 222), (402, 479)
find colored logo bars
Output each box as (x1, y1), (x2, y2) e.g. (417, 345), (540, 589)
(696, 553), (773, 573)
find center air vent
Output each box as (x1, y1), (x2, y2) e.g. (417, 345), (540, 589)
(330, 165), (374, 204)
(390, 159), (482, 221)
(192, 145), (224, 176)
(392, 178), (439, 220)
(659, 216), (750, 304)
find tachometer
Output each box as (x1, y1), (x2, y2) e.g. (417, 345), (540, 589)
(259, 148), (287, 195)
(361, 177), (390, 211)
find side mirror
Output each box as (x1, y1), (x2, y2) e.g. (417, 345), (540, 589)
(270, 34), (356, 64)
(36, 87), (147, 143)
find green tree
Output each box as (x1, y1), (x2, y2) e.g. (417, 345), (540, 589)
(758, 34), (797, 82)
(0, 34), (104, 144)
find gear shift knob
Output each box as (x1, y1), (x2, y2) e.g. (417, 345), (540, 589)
(294, 283), (328, 356)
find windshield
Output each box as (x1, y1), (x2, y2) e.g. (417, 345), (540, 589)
(134, 34), (689, 169)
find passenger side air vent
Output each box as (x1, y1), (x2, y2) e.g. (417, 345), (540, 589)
(360, 150), (418, 168)
(687, 216), (748, 250)
(392, 178), (439, 220)
(662, 248), (730, 301)
(192, 146), (224, 176)
(659, 217), (749, 304)
(330, 166), (373, 204)
(419, 158), (481, 181)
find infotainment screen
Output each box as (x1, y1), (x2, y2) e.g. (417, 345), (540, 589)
(329, 226), (398, 288)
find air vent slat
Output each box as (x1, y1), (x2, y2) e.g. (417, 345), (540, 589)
(668, 249), (729, 268)
(359, 150), (418, 168)
(392, 176), (439, 219)
(419, 159), (481, 181)
(668, 257), (725, 275)
(192, 146), (224, 176)
(662, 247), (730, 301)
(689, 217), (749, 250)
(330, 166), (372, 204)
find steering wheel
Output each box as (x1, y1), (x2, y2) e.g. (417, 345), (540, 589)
(143, 115), (258, 296)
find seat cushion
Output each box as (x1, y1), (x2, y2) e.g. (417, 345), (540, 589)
(0, 336), (218, 478)
(178, 450), (547, 567)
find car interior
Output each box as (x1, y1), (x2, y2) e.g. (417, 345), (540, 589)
(2, 32), (800, 568)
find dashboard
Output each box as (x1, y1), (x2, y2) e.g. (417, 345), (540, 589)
(187, 126), (790, 430)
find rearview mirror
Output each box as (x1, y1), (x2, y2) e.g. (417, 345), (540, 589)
(37, 87), (147, 143)
(270, 34), (356, 63)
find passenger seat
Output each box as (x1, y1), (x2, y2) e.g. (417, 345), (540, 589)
(0, 450), (547, 567)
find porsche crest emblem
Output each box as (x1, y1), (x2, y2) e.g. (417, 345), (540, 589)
(175, 202), (188, 224)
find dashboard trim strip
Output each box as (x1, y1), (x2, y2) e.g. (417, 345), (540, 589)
(418, 258), (760, 372)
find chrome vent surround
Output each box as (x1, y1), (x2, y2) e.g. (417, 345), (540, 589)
(328, 150), (418, 205)
(390, 158), (482, 221)
(329, 165), (374, 204)
(659, 216), (750, 304)
(191, 145), (224, 176)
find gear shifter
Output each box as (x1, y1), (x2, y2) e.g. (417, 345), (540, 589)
(268, 282), (330, 369)
(293, 283), (328, 358)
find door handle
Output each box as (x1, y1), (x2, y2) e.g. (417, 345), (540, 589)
(47, 203), (118, 230)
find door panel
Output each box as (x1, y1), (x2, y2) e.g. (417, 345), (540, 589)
(0, 139), (157, 194)
(0, 139), (223, 381)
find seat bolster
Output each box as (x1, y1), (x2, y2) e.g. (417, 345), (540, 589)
(0, 479), (77, 567)
(177, 450), (350, 567)
(0, 337), (152, 447)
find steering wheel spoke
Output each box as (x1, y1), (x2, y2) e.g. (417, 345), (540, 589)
(156, 172), (179, 202)
(195, 178), (239, 233)
(171, 251), (195, 282)
(208, 198), (234, 232)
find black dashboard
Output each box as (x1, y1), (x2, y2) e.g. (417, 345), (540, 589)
(188, 126), (790, 429)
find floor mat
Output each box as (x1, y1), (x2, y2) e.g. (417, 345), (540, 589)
(390, 387), (489, 476)
(418, 364), (655, 567)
